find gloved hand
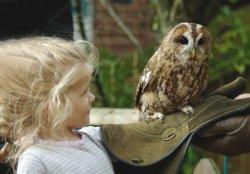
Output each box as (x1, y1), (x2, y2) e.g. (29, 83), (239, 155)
(193, 93), (250, 156)
(100, 77), (250, 174)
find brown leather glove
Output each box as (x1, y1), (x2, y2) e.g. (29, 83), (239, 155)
(193, 94), (250, 156)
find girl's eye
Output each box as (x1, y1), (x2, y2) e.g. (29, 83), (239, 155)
(82, 89), (88, 96)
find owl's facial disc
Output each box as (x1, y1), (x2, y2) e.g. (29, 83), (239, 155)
(169, 22), (211, 62)
(197, 33), (205, 46)
(181, 31), (195, 57)
(194, 33), (207, 59)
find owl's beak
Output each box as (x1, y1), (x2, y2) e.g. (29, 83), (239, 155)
(187, 47), (196, 60)
(191, 48), (195, 58)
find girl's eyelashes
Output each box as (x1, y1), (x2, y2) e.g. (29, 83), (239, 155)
(82, 89), (88, 96)
(82, 88), (89, 96)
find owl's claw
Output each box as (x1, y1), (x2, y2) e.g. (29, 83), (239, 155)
(153, 112), (165, 124)
(180, 105), (194, 118)
(145, 112), (165, 123)
(152, 112), (165, 120)
(145, 116), (151, 124)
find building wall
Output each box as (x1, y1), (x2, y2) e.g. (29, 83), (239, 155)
(94, 0), (156, 55)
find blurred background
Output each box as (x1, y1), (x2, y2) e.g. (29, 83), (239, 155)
(0, 0), (249, 173)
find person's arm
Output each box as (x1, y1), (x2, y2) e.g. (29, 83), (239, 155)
(193, 94), (250, 156)
(17, 153), (46, 174)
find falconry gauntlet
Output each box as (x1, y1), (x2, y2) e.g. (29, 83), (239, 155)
(100, 77), (250, 174)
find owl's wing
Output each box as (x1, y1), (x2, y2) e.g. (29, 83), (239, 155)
(134, 51), (169, 108)
(134, 63), (152, 108)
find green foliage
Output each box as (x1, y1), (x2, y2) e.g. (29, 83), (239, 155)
(208, 6), (250, 82)
(181, 146), (201, 174)
(93, 47), (155, 108)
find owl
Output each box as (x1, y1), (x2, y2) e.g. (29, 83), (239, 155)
(135, 22), (211, 121)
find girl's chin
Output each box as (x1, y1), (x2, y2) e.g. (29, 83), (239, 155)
(77, 121), (89, 129)
(84, 114), (90, 123)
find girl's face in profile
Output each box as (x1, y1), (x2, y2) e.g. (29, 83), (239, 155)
(63, 74), (95, 129)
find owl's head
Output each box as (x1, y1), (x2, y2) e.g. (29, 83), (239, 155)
(163, 22), (211, 63)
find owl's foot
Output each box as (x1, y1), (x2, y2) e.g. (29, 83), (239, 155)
(180, 105), (194, 118)
(145, 112), (165, 122)
(146, 112), (164, 121)
(152, 112), (165, 120)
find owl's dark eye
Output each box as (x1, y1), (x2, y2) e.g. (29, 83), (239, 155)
(177, 36), (188, 45)
(197, 38), (205, 45)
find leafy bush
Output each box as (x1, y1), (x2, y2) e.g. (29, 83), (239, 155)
(208, 6), (250, 82)
(93, 47), (155, 107)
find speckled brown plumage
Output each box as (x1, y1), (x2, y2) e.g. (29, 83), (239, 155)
(135, 22), (211, 121)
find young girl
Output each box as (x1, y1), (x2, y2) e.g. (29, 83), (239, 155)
(0, 37), (114, 173)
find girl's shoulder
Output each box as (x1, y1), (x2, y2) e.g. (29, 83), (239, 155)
(20, 144), (53, 158)
(20, 146), (42, 159)
(17, 146), (47, 174)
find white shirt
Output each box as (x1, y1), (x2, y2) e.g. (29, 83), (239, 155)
(17, 126), (114, 174)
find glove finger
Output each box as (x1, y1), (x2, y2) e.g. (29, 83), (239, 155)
(235, 93), (250, 99)
(197, 115), (249, 137)
(193, 123), (250, 156)
(193, 135), (236, 156)
(209, 77), (247, 98)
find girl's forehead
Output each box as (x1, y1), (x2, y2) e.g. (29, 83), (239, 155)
(77, 75), (91, 88)
(69, 74), (91, 92)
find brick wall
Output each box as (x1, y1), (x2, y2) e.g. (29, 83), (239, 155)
(94, 0), (156, 55)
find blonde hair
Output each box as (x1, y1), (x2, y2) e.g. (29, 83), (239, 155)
(0, 36), (98, 167)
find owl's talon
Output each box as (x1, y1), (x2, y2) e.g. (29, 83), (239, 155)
(145, 112), (164, 122)
(145, 116), (152, 123)
(180, 105), (194, 118)
(153, 112), (165, 120)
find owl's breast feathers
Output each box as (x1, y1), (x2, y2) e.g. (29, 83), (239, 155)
(135, 56), (208, 113)
(165, 61), (208, 105)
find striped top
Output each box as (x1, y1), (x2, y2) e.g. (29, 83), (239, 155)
(17, 126), (114, 174)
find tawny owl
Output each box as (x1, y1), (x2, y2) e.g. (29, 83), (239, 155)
(135, 22), (211, 121)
